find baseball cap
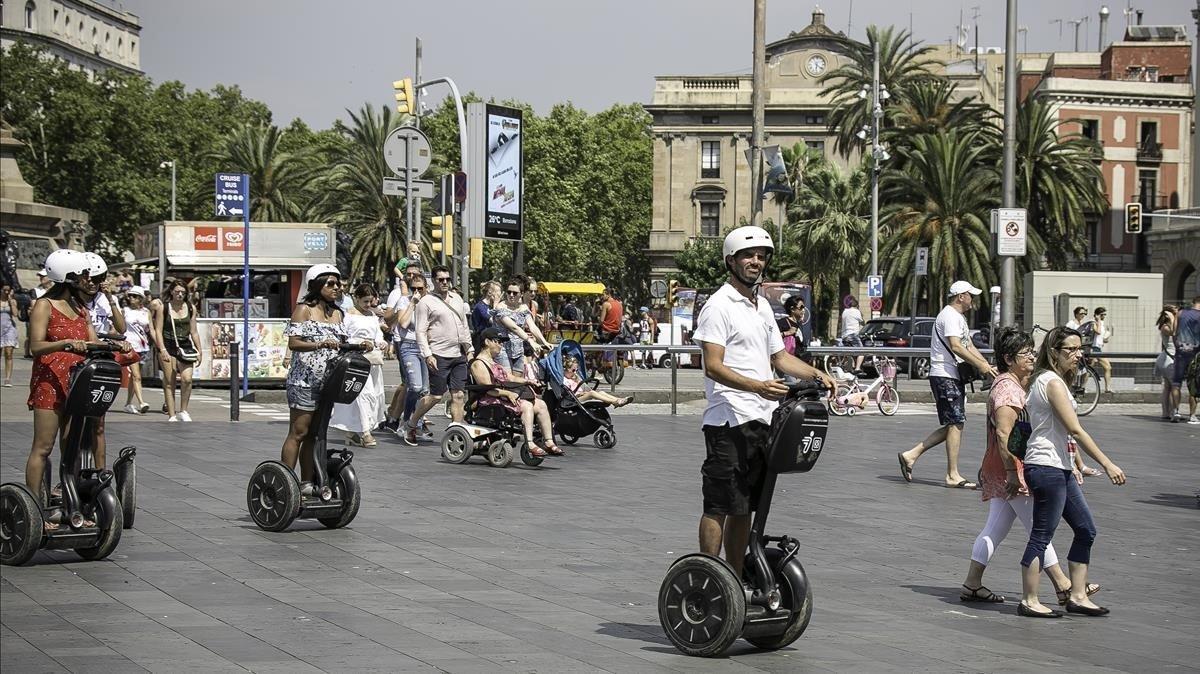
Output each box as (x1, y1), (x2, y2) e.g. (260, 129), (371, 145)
(989, 286), (1001, 295)
(127, 285), (146, 297)
(37, 268), (48, 277)
(947, 280), (983, 297)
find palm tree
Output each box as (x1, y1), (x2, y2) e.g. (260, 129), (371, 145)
(883, 79), (995, 165)
(308, 105), (412, 288)
(1009, 98), (1106, 269)
(819, 25), (940, 157)
(775, 165), (870, 336)
(208, 124), (313, 222)
(880, 130), (1003, 314)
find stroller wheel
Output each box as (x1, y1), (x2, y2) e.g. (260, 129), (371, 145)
(557, 433), (579, 446)
(594, 427), (616, 449)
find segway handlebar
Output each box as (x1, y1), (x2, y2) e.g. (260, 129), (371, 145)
(96, 332), (127, 342)
(786, 380), (828, 400)
(338, 342), (370, 353)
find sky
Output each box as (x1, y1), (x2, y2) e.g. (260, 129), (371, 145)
(119, 0), (1198, 129)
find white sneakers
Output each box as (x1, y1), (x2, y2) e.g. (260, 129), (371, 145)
(124, 404), (141, 415)
(1189, 415), (1200, 425)
(167, 411), (193, 422)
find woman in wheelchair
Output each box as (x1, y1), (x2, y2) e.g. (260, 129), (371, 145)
(472, 328), (564, 457)
(562, 354), (633, 407)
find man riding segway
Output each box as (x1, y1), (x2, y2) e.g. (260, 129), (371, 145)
(657, 226), (835, 657)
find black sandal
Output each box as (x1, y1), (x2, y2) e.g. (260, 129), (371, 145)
(1055, 582), (1101, 605)
(960, 584), (1006, 603)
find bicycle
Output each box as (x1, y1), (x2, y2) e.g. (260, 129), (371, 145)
(827, 356), (900, 416)
(1031, 324), (1100, 416)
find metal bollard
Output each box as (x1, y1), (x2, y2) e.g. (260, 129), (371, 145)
(229, 341), (239, 422)
(670, 347), (678, 416)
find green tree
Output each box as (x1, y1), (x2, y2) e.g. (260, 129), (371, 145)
(672, 236), (726, 289)
(819, 25), (939, 157)
(204, 123), (313, 222)
(881, 130), (1002, 312)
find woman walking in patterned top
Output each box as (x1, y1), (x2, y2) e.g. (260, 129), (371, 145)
(24, 250), (130, 523)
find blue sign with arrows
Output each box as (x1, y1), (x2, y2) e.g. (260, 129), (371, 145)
(214, 173), (246, 217)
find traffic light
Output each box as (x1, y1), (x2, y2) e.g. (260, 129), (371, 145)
(430, 215), (453, 253)
(392, 78), (414, 114)
(667, 279), (679, 307)
(469, 238), (484, 269)
(1124, 202), (1142, 234)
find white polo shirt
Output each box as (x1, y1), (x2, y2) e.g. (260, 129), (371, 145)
(691, 283), (784, 427)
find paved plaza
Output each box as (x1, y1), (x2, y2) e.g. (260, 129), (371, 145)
(1, 373), (1198, 672)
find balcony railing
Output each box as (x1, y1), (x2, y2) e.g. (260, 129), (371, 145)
(1139, 194), (1174, 211)
(682, 78), (741, 90)
(1137, 141), (1163, 162)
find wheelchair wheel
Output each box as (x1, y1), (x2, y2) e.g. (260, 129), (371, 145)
(486, 439), (514, 468)
(519, 440), (544, 467)
(876, 384), (900, 416)
(0, 483), (44, 566)
(658, 554), (746, 657)
(246, 461), (301, 532)
(441, 428), (474, 464)
(76, 485), (123, 561)
(594, 427), (616, 449)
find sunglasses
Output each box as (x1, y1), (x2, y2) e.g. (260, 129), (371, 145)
(435, 277), (451, 283)
(506, 289), (521, 295)
(323, 279), (343, 288)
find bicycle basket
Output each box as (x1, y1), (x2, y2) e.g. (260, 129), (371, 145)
(881, 359), (897, 382)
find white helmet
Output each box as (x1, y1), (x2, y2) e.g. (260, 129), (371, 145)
(303, 263), (341, 289)
(722, 226), (775, 259)
(82, 251), (108, 277)
(43, 249), (88, 283)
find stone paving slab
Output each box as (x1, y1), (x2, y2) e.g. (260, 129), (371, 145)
(2, 398), (1199, 672)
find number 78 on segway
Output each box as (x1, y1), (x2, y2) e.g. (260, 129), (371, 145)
(658, 226), (836, 657)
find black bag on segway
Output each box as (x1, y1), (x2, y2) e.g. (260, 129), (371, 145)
(321, 352), (371, 404)
(64, 359), (124, 418)
(766, 393), (829, 474)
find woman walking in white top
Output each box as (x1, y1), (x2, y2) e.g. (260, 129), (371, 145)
(1017, 326), (1126, 618)
(121, 286), (153, 413)
(331, 283), (389, 447)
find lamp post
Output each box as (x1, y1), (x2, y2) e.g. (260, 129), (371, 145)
(857, 41), (890, 280)
(159, 160), (176, 220)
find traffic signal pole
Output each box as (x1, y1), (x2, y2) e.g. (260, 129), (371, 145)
(1000, 0), (1018, 328)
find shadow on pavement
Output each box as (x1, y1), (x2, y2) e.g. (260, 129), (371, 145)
(1138, 493), (1199, 509)
(902, 584), (1016, 614)
(595, 622), (670, 646)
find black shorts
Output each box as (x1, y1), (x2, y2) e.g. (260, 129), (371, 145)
(702, 420), (770, 516)
(429, 354), (468, 396)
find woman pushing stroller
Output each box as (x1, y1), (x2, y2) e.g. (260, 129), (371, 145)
(472, 327), (563, 458)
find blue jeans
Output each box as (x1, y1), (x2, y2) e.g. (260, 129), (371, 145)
(398, 342), (428, 420)
(1021, 464), (1098, 568)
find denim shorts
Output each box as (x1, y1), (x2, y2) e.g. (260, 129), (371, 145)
(397, 342), (429, 396)
(495, 340), (525, 374)
(286, 383), (319, 412)
(929, 375), (966, 426)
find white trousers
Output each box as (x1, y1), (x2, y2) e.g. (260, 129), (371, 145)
(971, 496), (1059, 567)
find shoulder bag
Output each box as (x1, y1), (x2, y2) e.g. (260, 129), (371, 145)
(935, 321), (981, 383)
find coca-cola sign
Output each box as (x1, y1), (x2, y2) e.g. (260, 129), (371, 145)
(194, 227), (219, 251)
(222, 228), (245, 251)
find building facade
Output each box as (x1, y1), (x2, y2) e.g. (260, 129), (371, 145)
(0, 0), (141, 76)
(1025, 27), (1194, 279)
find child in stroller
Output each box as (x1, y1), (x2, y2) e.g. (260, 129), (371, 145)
(539, 340), (623, 448)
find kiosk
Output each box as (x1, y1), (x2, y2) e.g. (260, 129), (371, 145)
(127, 221), (339, 384)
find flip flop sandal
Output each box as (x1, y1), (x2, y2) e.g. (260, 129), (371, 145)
(1056, 583), (1101, 605)
(947, 479), (977, 489)
(960, 585), (1006, 603)
(897, 453), (913, 483)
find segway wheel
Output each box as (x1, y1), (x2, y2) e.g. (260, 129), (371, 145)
(877, 384), (900, 416)
(557, 433), (579, 446)
(742, 549), (814, 651)
(519, 440), (544, 467)
(76, 486), (123, 561)
(318, 464), (361, 529)
(486, 439), (514, 468)
(828, 384), (852, 416)
(441, 428), (474, 464)
(246, 461), (301, 532)
(114, 448), (137, 529)
(0, 483), (44, 566)
(658, 554), (746, 657)
(593, 427), (616, 449)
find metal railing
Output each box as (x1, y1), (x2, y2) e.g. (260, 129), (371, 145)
(576, 343), (1159, 415)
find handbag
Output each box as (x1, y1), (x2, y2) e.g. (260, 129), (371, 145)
(169, 304), (199, 363)
(935, 323), (981, 382)
(1007, 415), (1032, 459)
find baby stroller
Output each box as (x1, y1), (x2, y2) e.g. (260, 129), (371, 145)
(539, 340), (617, 449)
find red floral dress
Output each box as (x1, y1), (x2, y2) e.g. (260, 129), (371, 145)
(28, 304), (90, 411)
(978, 373), (1030, 501)
(477, 360), (523, 415)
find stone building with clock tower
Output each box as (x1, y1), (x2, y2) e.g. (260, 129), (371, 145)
(645, 7), (861, 281)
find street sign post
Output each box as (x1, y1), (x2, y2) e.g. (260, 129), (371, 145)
(993, 208), (1027, 256)
(869, 297), (883, 312)
(382, 178), (434, 199)
(650, 279), (668, 299)
(215, 172), (251, 398)
(915, 247), (929, 276)
(867, 275), (883, 298)
(383, 126), (433, 245)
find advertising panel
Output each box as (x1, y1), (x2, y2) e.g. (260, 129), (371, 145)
(484, 104), (523, 240)
(196, 319), (289, 380)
